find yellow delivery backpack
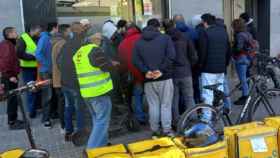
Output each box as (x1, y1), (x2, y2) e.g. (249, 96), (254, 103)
(224, 121), (263, 158)
(171, 138), (228, 158)
(237, 125), (278, 158)
(86, 144), (132, 158)
(127, 137), (185, 158)
(184, 141), (228, 158)
(264, 116), (280, 153)
(0, 149), (24, 158)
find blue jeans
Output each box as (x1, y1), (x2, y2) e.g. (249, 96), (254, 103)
(85, 95), (112, 149)
(223, 76), (232, 109)
(62, 87), (84, 133)
(133, 84), (145, 122)
(235, 55), (250, 96)
(22, 68), (37, 114)
(201, 73), (225, 122)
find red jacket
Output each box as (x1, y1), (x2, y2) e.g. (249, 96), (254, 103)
(118, 28), (144, 83)
(0, 40), (20, 78)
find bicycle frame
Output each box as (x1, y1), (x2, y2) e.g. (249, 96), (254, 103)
(221, 75), (269, 126)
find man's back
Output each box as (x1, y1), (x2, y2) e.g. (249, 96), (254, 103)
(133, 26), (175, 81)
(201, 25), (230, 73)
(57, 33), (84, 90)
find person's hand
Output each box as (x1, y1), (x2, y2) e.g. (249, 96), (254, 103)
(145, 71), (154, 79)
(152, 70), (162, 79)
(112, 61), (120, 66)
(9, 77), (18, 83)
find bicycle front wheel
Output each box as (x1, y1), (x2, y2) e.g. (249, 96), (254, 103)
(249, 88), (280, 121)
(177, 104), (224, 135)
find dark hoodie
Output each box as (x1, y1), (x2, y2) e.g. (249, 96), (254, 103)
(166, 28), (198, 78)
(57, 32), (85, 91)
(133, 26), (176, 82)
(176, 21), (198, 43)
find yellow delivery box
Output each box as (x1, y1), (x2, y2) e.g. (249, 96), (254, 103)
(86, 144), (132, 158)
(224, 121), (263, 158)
(237, 125), (278, 158)
(128, 137), (185, 158)
(185, 140), (228, 158)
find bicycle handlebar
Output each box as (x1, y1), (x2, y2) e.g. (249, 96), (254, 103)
(0, 80), (51, 101)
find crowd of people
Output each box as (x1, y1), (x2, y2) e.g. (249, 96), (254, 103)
(0, 12), (257, 149)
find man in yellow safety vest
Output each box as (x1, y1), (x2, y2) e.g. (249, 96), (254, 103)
(73, 33), (119, 149)
(16, 25), (42, 118)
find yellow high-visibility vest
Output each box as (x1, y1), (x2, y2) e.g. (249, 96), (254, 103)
(73, 44), (113, 98)
(20, 33), (37, 68)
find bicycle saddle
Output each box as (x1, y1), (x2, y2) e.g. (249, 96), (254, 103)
(203, 83), (223, 91)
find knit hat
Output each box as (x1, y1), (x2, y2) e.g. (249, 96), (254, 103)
(80, 19), (90, 26)
(102, 21), (117, 39)
(191, 14), (202, 28)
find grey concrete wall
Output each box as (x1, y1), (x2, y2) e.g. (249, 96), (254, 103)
(170, 0), (223, 24)
(270, 0), (280, 57)
(0, 0), (24, 40)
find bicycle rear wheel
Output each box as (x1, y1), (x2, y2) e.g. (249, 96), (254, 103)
(177, 104), (225, 135)
(249, 88), (280, 121)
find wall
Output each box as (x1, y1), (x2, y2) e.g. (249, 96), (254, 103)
(270, 0), (280, 56)
(0, 0), (24, 40)
(22, 0), (57, 30)
(170, 0), (223, 24)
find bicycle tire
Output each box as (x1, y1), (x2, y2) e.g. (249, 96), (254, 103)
(249, 88), (280, 121)
(177, 104), (223, 135)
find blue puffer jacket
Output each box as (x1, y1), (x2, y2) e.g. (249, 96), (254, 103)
(176, 21), (198, 43)
(35, 32), (52, 73)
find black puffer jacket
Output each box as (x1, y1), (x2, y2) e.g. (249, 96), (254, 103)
(166, 28), (198, 78)
(198, 25), (231, 73)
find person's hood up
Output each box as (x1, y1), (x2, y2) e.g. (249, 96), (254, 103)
(191, 14), (202, 28)
(142, 26), (160, 41)
(166, 28), (182, 41)
(246, 18), (254, 25)
(125, 28), (140, 38)
(176, 21), (191, 32)
(102, 22), (117, 39)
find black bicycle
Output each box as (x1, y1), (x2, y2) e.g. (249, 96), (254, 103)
(177, 54), (280, 135)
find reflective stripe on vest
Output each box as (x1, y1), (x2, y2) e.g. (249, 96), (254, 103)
(73, 44), (113, 98)
(20, 33), (37, 68)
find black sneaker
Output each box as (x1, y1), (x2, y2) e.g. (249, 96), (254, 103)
(65, 132), (73, 142)
(9, 120), (25, 130)
(234, 96), (248, 105)
(162, 130), (176, 137)
(152, 131), (161, 139)
(43, 120), (52, 128)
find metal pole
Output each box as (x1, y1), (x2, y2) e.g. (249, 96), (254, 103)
(17, 94), (37, 149)
(19, 0), (25, 32)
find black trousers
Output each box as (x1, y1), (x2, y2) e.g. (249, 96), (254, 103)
(1, 78), (18, 123)
(54, 88), (65, 128)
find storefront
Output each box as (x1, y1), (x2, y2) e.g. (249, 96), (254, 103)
(56, 0), (168, 28)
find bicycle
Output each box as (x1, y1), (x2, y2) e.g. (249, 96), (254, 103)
(177, 53), (280, 136)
